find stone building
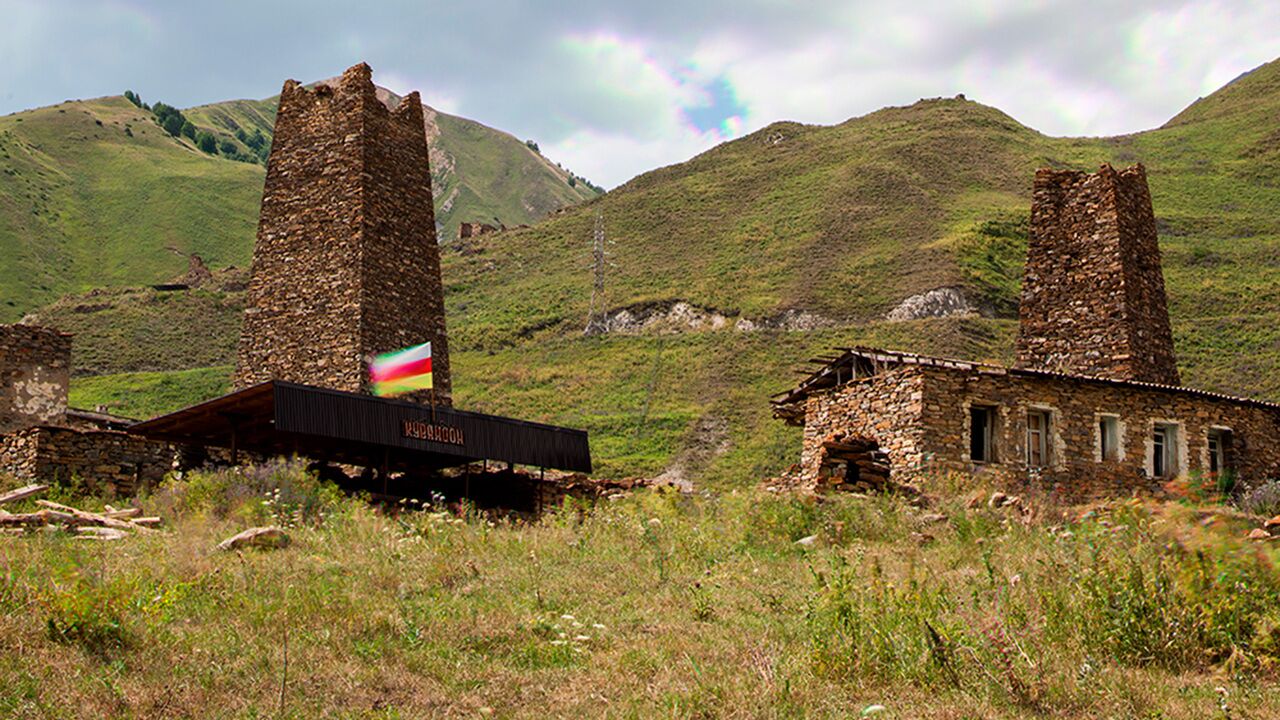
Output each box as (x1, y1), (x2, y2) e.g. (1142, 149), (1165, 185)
(774, 164), (1280, 500)
(234, 62), (451, 405)
(1, 323), (173, 493)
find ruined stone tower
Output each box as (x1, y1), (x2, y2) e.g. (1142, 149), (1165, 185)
(234, 63), (451, 404)
(1, 324), (70, 434)
(1014, 163), (1180, 386)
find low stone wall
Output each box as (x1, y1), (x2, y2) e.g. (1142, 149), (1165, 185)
(0, 426), (174, 496)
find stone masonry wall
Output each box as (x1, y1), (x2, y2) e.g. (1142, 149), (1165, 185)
(1, 324), (71, 434)
(234, 63), (451, 404)
(1015, 164), (1180, 385)
(1, 427), (174, 496)
(795, 368), (929, 489)
(795, 364), (1280, 502)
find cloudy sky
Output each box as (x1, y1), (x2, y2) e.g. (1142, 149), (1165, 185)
(1, 1), (1277, 188)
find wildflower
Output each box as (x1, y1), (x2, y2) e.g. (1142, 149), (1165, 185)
(549, 640), (567, 646)
(574, 635), (590, 641)
(592, 623), (606, 630)
(560, 614), (575, 621)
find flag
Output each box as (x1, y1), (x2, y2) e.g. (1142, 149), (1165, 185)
(370, 342), (432, 397)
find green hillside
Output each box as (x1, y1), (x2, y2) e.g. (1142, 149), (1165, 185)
(0, 85), (598, 323)
(38, 57), (1280, 485)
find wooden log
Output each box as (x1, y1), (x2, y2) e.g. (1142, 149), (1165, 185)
(35, 500), (152, 533)
(822, 440), (878, 454)
(103, 508), (141, 519)
(130, 517), (163, 527)
(0, 509), (79, 527)
(0, 484), (49, 506)
(75, 527), (129, 540)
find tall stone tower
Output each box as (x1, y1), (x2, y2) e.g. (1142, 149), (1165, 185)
(1014, 164), (1180, 385)
(234, 63), (451, 404)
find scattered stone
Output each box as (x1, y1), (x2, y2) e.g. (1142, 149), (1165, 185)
(1264, 515), (1280, 531)
(1247, 528), (1272, 542)
(794, 534), (818, 547)
(217, 526), (290, 551)
(988, 492), (1009, 508)
(920, 513), (949, 524)
(911, 531), (935, 545)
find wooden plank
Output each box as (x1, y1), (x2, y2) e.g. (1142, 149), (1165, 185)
(0, 484), (49, 506)
(35, 500), (151, 532)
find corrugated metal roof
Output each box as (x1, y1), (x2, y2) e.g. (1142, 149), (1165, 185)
(773, 346), (1280, 412)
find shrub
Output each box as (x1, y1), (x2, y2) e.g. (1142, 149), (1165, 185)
(196, 132), (216, 154)
(1239, 480), (1280, 517)
(154, 459), (343, 526)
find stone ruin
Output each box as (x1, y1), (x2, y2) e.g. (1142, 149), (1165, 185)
(775, 164), (1280, 501)
(1, 323), (172, 493)
(1016, 164), (1180, 384)
(234, 63), (452, 405)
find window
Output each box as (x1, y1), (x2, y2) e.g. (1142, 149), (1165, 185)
(970, 405), (996, 463)
(1026, 410), (1051, 468)
(1152, 423), (1180, 479)
(1098, 415), (1120, 461)
(1207, 429), (1232, 476)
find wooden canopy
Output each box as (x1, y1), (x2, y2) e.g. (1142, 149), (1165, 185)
(130, 381), (592, 474)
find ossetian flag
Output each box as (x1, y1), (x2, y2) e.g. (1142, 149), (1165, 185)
(369, 342), (432, 397)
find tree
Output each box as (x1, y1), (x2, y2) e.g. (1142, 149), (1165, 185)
(525, 139), (540, 153)
(196, 132), (216, 154)
(218, 138), (237, 156)
(181, 120), (196, 140)
(162, 113), (184, 137)
(124, 90), (141, 107)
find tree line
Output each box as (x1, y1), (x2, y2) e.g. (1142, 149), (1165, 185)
(125, 89), (270, 164)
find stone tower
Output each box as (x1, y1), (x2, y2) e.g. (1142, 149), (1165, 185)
(234, 63), (451, 404)
(1014, 163), (1179, 385)
(1, 324), (71, 434)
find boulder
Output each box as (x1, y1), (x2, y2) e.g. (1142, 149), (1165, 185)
(217, 526), (290, 551)
(1247, 528), (1272, 542)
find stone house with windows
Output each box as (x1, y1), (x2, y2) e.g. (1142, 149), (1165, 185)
(773, 164), (1280, 500)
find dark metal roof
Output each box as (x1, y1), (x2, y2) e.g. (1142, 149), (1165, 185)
(130, 381), (592, 473)
(773, 346), (1280, 416)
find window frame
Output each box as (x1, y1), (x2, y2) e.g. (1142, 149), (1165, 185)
(969, 404), (998, 464)
(1025, 409), (1051, 468)
(1097, 414), (1121, 462)
(1151, 421), (1182, 479)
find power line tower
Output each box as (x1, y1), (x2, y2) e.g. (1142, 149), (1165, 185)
(584, 211), (614, 335)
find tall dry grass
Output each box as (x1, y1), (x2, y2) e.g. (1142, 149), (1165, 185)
(1, 464), (1278, 718)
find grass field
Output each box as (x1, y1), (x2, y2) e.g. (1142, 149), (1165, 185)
(1, 465), (1278, 718)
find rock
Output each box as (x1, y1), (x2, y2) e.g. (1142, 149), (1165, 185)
(217, 526), (290, 551)
(988, 492), (1009, 508)
(795, 534), (818, 547)
(886, 286), (982, 322)
(920, 513), (949, 524)
(911, 531), (935, 545)
(1247, 528), (1272, 542)
(1264, 515), (1280, 531)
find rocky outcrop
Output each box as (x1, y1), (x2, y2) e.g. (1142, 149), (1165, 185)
(588, 301), (833, 336)
(885, 287), (982, 322)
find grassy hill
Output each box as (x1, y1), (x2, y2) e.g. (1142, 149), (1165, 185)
(31, 57), (1280, 484)
(0, 85), (598, 323)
